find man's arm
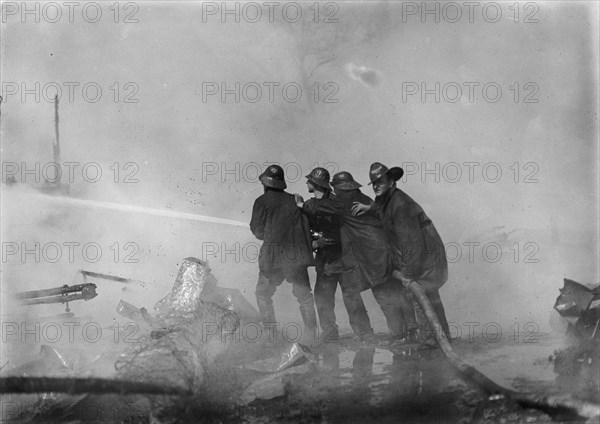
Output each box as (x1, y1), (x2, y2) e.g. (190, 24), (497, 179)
(300, 197), (345, 217)
(392, 270), (414, 288)
(392, 203), (426, 280)
(351, 201), (380, 216)
(249, 199), (266, 240)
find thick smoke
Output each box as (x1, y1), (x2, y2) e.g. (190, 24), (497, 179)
(1, 3), (598, 376)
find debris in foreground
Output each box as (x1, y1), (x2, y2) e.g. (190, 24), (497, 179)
(116, 257), (240, 393)
(406, 277), (600, 421)
(554, 278), (600, 341)
(244, 343), (314, 373)
(239, 362), (316, 405)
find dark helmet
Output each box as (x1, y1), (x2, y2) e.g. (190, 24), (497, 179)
(368, 162), (404, 185)
(305, 167), (332, 191)
(259, 164), (287, 190)
(331, 171), (362, 191)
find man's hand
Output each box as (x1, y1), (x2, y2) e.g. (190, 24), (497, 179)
(351, 202), (370, 216)
(294, 193), (304, 208)
(313, 236), (335, 249)
(392, 270), (413, 288)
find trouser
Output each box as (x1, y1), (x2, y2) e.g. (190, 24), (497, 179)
(371, 279), (418, 338)
(314, 269), (373, 341)
(255, 266), (317, 331)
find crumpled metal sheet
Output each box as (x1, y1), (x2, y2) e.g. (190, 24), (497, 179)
(554, 278), (600, 340)
(239, 363), (315, 405)
(4, 345), (72, 379)
(115, 329), (204, 393)
(116, 299), (153, 323)
(154, 257), (215, 320)
(202, 287), (260, 321)
(115, 258), (242, 394)
(1, 346), (86, 423)
(40, 345), (70, 370)
(159, 300), (240, 340)
(244, 343), (313, 373)
(116, 299), (240, 393)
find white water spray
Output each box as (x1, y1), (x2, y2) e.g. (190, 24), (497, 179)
(24, 192), (248, 228)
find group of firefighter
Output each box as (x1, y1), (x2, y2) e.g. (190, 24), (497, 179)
(249, 162), (449, 349)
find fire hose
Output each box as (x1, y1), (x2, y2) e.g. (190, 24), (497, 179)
(0, 377), (191, 395)
(404, 278), (600, 420)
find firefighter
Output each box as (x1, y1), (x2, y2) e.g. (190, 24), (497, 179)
(295, 171), (415, 343)
(303, 167), (375, 343)
(250, 164), (318, 343)
(353, 162), (450, 348)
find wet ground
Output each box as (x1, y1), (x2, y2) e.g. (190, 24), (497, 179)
(2, 330), (596, 424)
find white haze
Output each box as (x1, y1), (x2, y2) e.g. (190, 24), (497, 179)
(1, 2), (598, 368)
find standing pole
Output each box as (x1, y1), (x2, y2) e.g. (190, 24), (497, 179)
(53, 94), (61, 164)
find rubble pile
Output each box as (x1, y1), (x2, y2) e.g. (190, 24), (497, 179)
(0, 258), (264, 422)
(3, 266), (599, 423)
(115, 258), (241, 393)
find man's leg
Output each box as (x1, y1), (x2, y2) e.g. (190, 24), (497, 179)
(340, 270), (374, 338)
(372, 279), (417, 339)
(314, 271), (339, 342)
(255, 269), (284, 338)
(287, 267), (318, 331)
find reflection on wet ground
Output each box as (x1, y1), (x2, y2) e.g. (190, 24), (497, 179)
(1, 332), (595, 423)
(305, 343), (479, 423)
(191, 333), (580, 424)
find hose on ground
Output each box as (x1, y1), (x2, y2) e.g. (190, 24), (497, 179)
(406, 280), (600, 421)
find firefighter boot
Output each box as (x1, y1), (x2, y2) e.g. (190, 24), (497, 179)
(299, 295), (319, 347)
(256, 297), (278, 345)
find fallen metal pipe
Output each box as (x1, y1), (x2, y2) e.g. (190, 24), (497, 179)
(0, 377), (191, 396)
(18, 293), (92, 306)
(15, 284), (97, 308)
(405, 279), (600, 421)
(15, 284), (97, 300)
(80, 270), (134, 283)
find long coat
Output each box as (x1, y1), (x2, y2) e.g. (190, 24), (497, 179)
(375, 187), (447, 290)
(302, 189), (392, 289)
(250, 188), (314, 274)
(304, 192), (342, 275)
